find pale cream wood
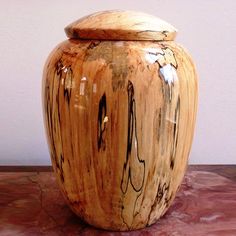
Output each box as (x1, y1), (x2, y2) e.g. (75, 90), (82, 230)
(65, 10), (177, 41)
(42, 10), (198, 231)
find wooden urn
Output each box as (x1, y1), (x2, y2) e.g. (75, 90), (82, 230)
(42, 10), (198, 231)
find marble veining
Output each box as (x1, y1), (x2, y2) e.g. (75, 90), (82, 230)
(0, 166), (236, 235)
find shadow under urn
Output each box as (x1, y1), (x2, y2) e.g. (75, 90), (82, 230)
(42, 10), (198, 231)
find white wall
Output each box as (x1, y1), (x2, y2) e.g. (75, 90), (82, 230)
(0, 0), (235, 165)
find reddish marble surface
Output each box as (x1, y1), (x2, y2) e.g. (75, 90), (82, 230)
(0, 166), (236, 235)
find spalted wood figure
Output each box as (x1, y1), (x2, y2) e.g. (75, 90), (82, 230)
(42, 10), (198, 231)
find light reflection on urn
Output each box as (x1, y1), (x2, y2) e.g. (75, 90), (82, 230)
(42, 10), (198, 231)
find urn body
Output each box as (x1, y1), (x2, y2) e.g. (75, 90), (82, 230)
(42, 10), (198, 231)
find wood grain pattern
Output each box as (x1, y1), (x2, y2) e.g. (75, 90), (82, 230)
(65, 10), (177, 41)
(42, 38), (198, 231)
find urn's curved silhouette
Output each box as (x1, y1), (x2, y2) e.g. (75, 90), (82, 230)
(42, 10), (198, 231)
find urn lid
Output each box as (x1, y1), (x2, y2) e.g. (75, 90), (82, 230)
(65, 10), (177, 41)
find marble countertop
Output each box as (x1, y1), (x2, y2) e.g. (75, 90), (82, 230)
(0, 165), (236, 235)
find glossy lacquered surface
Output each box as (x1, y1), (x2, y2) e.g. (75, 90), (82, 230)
(42, 38), (198, 230)
(65, 10), (177, 41)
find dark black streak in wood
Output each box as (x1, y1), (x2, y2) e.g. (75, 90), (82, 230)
(137, 30), (158, 34)
(97, 93), (107, 151)
(121, 81), (145, 193)
(88, 41), (101, 50)
(146, 181), (171, 225)
(47, 59), (73, 184)
(57, 60), (65, 183)
(120, 80), (145, 227)
(162, 30), (168, 38)
(170, 96), (180, 170)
